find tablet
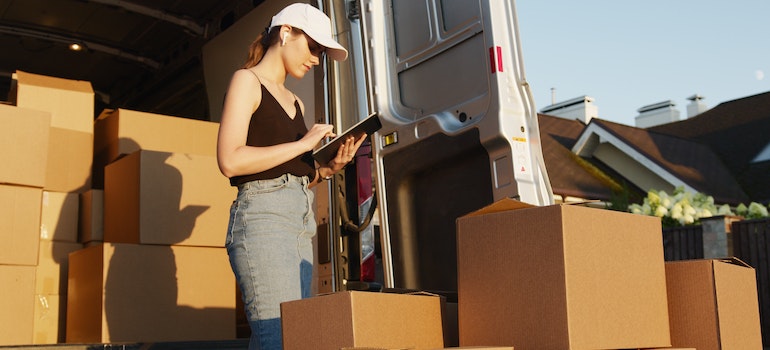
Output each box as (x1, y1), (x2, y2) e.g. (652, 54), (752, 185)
(312, 112), (381, 164)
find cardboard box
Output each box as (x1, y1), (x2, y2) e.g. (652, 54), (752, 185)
(44, 127), (93, 192)
(281, 291), (444, 350)
(78, 189), (104, 244)
(66, 243), (235, 343)
(92, 108), (219, 188)
(40, 191), (79, 242)
(33, 294), (65, 344)
(103, 150), (235, 247)
(10, 70), (94, 134)
(0, 265), (36, 346)
(0, 104), (50, 187)
(665, 258), (762, 350)
(0, 185), (42, 265)
(456, 199), (671, 350)
(35, 240), (82, 295)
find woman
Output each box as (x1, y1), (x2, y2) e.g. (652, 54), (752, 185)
(216, 3), (365, 349)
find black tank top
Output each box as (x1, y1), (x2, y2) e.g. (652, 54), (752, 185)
(229, 84), (315, 186)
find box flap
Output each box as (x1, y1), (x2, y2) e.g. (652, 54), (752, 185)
(715, 257), (752, 269)
(461, 198), (602, 218)
(13, 70), (94, 93)
(462, 198), (535, 217)
(96, 108), (116, 121)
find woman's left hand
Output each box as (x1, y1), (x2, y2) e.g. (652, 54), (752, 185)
(319, 133), (368, 177)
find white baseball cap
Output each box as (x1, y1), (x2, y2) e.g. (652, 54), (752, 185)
(270, 3), (348, 61)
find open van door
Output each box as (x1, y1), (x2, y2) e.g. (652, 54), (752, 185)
(358, 0), (553, 292)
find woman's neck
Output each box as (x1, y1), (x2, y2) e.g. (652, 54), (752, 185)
(253, 50), (287, 86)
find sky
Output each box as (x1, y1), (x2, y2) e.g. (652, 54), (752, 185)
(515, 0), (770, 126)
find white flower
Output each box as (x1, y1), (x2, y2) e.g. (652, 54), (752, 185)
(717, 204), (733, 216)
(748, 202), (769, 218)
(661, 196), (672, 209)
(697, 208), (713, 219)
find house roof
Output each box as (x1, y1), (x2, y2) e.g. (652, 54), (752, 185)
(586, 118), (749, 204)
(537, 90), (770, 205)
(537, 114), (617, 201)
(650, 91), (770, 203)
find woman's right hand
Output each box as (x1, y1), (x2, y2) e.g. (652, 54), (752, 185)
(302, 124), (336, 150)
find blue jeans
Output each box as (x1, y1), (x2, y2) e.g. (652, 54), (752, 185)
(226, 174), (316, 350)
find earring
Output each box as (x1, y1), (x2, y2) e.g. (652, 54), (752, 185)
(282, 33), (288, 46)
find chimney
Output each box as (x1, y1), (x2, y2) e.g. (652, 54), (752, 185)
(540, 95), (598, 124)
(635, 100), (680, 128)
(686, 94), (708, 118)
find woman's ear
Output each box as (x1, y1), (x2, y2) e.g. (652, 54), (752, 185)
(281, 25), (292, 46)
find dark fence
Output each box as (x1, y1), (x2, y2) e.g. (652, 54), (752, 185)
(733, 218), (770, 347)
(661, 225), (704, 261)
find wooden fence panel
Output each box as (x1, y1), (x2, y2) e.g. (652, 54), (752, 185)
(662, 225), (704, 261)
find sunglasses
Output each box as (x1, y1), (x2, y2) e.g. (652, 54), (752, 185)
(304, 33), (326, 58)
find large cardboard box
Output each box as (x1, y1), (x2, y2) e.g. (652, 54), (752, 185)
(45, 127), (93, 192)
(10, 70), (94, 134)
(665, 258), (762, 350)
(0, 104), (50, 188)
(92, 108), (219, 188)
(40, 191), (79, 242)
(456, 199), (671, 350)
(104, 150), (235, 247)
(0, 185), (42, 266)
(281, 291), (444, 350)
(66, 243), (235, 343)
(78, 189), (104, 244)
(0, 265), (36, 346)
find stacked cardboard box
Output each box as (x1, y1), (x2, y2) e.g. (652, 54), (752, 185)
(0, 70), (92, 346)
(453, 198), (763, 350)
(66, 107), (237, 343)
(35, 191), (83, 343)
(0, 71), (238, 346)
(278, 200), (762, 350)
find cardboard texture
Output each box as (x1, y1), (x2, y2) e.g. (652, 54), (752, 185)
(11, 70), (94, 134)
(103, 150), (235, 247)
(66, 243), (235, 343)
(35, 240), (82, 295)
(33, 294), (65, 344)
(281, 291), (444, 350)
(78, 189), (104, 243)
(665, 258), (762, 350)
(40, 191), (79, 242)
(456, 198), (671, 350)
(0, 265), (36, 346)
(92, 108), (219, 188)
(0, 104), (50, 187)
(45, 127), (93, 192)
(0, 185), (43, 265)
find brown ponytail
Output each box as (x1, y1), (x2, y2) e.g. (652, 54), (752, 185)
(242, 27), (281, 69)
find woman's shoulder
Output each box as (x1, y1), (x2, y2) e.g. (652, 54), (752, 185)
(233, 68), (261, 82)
